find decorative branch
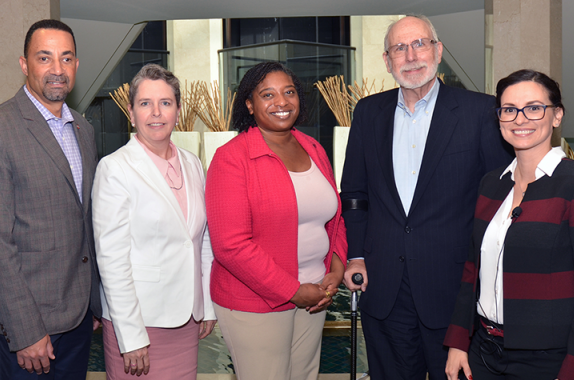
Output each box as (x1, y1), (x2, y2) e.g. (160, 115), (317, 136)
(109, 83), (131, 131)
(315, 76), (395, 127)
(347, 78), (386, 110)
(178, 80), (202, 131)
(196, 80), (236, 132)
(315, 75), (352, 127)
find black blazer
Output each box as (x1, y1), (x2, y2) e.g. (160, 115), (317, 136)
(341, 81), (513, 329)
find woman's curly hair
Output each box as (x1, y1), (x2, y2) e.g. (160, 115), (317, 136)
(232, 61), (307, 132)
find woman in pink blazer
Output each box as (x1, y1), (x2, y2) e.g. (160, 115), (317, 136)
(206, 62), (347, 380)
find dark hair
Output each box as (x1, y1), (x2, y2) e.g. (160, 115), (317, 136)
(496, 69), (565, 114)
(24, 19), (76, 58)
(129, 64), (181, 108)
(232, 61), (307, 132)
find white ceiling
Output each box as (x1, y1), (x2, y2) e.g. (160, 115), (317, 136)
(60, 0), (483, 23)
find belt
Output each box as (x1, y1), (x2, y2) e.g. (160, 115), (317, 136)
(480, 317), (504, 337)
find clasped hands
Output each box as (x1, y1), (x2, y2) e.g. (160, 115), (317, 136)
(291, 272), (341, 313)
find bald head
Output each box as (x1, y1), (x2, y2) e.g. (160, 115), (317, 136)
(384, 15), (439, 52)
(382, 15), (443, 91)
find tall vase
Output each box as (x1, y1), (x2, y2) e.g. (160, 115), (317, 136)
(170, 131), (201, 157)
(202, 131), (238, 171)
(333, 126), (351, 191)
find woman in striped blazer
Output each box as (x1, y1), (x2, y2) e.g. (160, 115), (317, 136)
(445, 70), (573, 380)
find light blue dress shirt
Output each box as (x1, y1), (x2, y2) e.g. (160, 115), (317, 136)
(24, 85), (84, 203)
(392, 78), (440, 215)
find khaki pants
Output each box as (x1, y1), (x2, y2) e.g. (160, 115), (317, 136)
(214, 303), (326, 380)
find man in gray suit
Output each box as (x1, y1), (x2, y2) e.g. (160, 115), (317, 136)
(0, 19), (101, 379)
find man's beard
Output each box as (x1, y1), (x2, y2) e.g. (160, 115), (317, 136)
(390, 58), (439, 90)
(42, 74), (70, 101)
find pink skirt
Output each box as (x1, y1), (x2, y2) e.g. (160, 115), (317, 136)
(102, 317), (200, 379)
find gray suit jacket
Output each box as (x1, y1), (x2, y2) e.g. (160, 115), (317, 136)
(0, 87), (101, 351)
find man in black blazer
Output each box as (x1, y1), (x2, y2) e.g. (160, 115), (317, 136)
(0, 20), (101, 379)
(341, 15), (513, 379)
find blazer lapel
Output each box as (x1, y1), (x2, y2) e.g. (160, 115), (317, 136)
(179, 150), (200, 232)
(128, 139), (188, 229)
(376, 91), (408, 220)
(73, 118), (95, 213)
(17, 89), (80, 205)
(409, 83), (459, 214)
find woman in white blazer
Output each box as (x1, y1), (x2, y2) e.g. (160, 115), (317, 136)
(92, 64), (215, 379)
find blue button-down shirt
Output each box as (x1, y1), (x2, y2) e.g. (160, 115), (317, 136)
(392, 78), (440, 215)
(24, 85), (83, 203)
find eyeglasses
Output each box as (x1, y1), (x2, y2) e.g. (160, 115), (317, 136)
(496, 105), (555, 122)
(385, 38), (437, 59)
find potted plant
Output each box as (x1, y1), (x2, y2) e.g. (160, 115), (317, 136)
(196, 80), (237, 171)
(315, 76), (389, 190)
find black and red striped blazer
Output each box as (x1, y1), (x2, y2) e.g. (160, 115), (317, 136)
(444, 158), (574, 378)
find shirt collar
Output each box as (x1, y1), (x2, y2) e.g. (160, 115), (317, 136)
(23, 84), (74, 124)
(245, 126), (317, 160)
(397, 77), (440, 115)
(134, 134), (181, 179)
(501, 146), (566, 180)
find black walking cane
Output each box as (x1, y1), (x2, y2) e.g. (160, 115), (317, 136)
(350, 272), (364, 380)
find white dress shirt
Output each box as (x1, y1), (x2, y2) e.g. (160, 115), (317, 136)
(478, 146), (566, 324)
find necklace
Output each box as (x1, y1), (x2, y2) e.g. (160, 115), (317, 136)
(167, 163), (184, 190)
(513, 166), (528, 198)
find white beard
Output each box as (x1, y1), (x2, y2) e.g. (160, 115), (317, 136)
(389, 54), (439, 89)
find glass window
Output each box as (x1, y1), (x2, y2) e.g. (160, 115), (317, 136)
(224, 17), (350, 48)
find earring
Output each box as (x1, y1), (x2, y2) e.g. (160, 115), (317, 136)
(132, 123), (135, 127)
(176, 122), (179, 126)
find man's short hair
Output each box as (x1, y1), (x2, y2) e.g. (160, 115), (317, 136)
(24, 19), (76, 58)
(384, 15), (439, 52)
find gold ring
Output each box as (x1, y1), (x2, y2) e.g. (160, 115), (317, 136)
(325, 290), (331, 298)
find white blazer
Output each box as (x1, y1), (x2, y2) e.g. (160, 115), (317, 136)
(92, 138), (215, 353)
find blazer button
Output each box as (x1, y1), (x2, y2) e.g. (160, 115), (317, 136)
(184, 241), (192, 248)
(404, 226), (411, 233)
(399, 256), (405, 262)
(82, 256), (88, 263)
(6, 338), (9, 343)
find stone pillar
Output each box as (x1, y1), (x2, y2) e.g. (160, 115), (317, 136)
(487, 0), (562, 144)
(350, 16), (401, 93)
(167, 19), (223, 132)
(0, 0), (60, 104)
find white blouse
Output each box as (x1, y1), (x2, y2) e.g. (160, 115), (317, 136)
(478, 147), (566, 324)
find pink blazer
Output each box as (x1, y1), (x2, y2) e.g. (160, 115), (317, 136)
(206, 127), (347, 313)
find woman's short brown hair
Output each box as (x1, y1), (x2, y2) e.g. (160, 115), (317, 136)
(129, 63), (181, 108)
